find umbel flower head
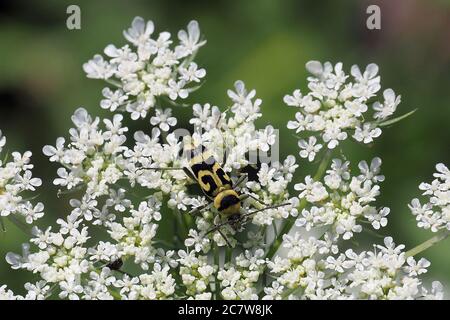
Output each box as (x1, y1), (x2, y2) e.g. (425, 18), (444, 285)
(409, 163), (450, 232)
(83, 17), (206, 120)
(0, 130), (43, 224)
(293, 157), (389, 240)
(0, 17), (446, 300)
(286, 61), (402, 161)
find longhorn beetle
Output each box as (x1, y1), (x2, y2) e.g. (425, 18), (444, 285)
(157, 140), (290, 245)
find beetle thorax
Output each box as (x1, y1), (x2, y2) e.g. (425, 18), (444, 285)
(213, 189), (241, 217)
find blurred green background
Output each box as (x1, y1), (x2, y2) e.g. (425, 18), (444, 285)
(0, 0), (449, 295)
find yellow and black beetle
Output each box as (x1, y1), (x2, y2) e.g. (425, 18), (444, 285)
(180, 142), (289, 240)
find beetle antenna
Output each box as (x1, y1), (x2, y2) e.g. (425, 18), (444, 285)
(240, 202), (291, 221)
(217, 229), (232, 247)
(205, 202), (290, 235)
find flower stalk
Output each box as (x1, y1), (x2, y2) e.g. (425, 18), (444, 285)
(265, 150), (332, 260)
(406, 230), (450, 258)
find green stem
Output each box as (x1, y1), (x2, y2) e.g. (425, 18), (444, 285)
(8, 215), (32, 236)
(405, 229), (450, 258)
(183, 214), (192, 233)
(214, 244), (221, 300)
(108, 288), (122, 300)
(225, 247), (232, 264)
(0, 217), (5, 232)
(264, 150), (332, 260)
(172, 209), (188, 245)
(281, 286), (303, 299)
(105, 78), (122, 88)
(377, 108), (417, 127)
(263, 226), (268, 288)
(265, 199), (306, 261)
(272, 221), (279, 238)
(313, 150), (333, 181)
(44, 283), (58, 299)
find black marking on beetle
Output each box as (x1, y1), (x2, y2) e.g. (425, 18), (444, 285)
(199, 174), (218, 197)
(106, 258), (123, 270)
(191, 160), (214, 176)
(218, 194), (240, 211)
(215, 167), (232, 186)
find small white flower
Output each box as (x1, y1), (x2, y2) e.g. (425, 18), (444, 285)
(175, 20), (206, 58)
(17, 170), (42, 191)
(287, 112), (310, 133)
(42, 137), (65, 163)
(294, 176), (328, 203)
(409, 163), (450, 232)
(227, 80), (256, 105)
(283, 89), (303, 107)
(263, 281), (284, 300)
(295, 207), (322, 231)
(322, 125), (347, 149)
(100, 88), (128, 112)
(258, 126), (276, 152)
(298, 136), (322, 162)
(335, 216), (362, 240)
(24, 281), (50, 300)
(353, 123), (382, 144)
(184, 229), (210, 253)
(150, 108), (177, 132)
(350, 63), (380, 99)
(23, 202), (45, 224)
(179, 62), (206, 83)
(405, 257), (430, 276)
(344, 100), (367, 117)
(365, 207), (389, 230)
(167, 79), (188, 100)
(59, 279), (84, 300)
(123, 16), (154, 47)
(83, 55), (115, 79)
(373, 88), (401, 120)
(358, 157), (385, 183)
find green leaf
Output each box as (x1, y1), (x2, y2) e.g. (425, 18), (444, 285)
(378, 108), (418, 127)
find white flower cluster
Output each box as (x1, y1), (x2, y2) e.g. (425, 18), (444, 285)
(83, 17), (206, 120)
(286, 61), (401, 162)
(2, 80), (296, 300)
(1, 17), (447, 301)
(113, 264), (176, 300)
(43, 108), (128, 200)
(0, 130), (43, 224)
(4, 189), (177, 300)
(266, 235), (443, 299)
(0, 281), (50, 300)
(294, 157), (389, 239)
(121, 80), (297, 247)
(409, 163), (450, 232)
(218, 249), (265, 300)
(259, 120), (444, 300)
(177, 250), (215, 299)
